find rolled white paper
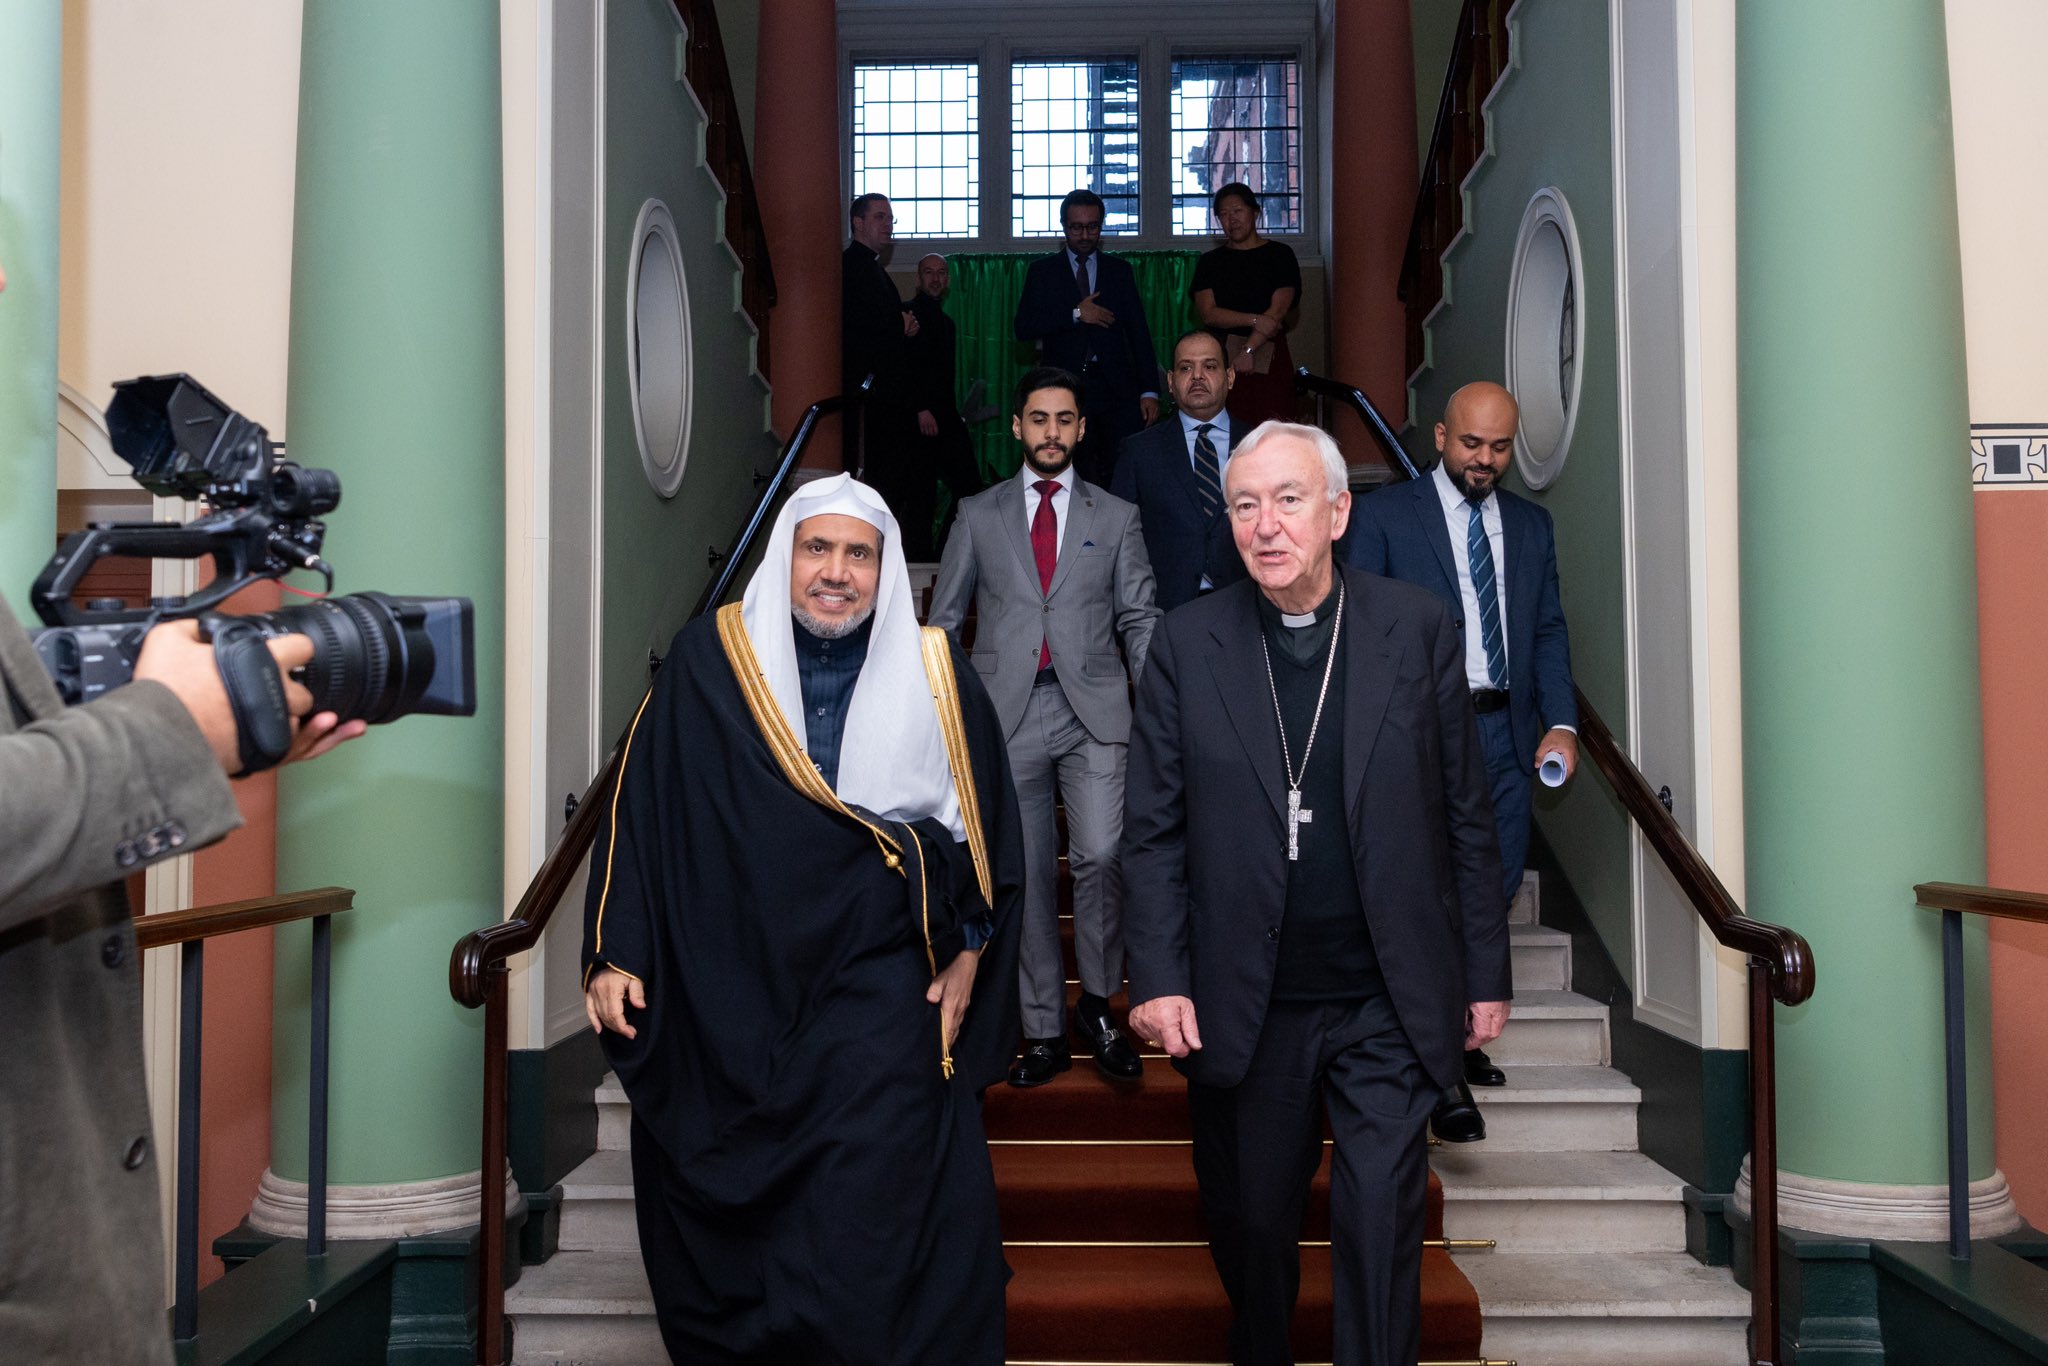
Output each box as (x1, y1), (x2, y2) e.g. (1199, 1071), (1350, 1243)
(1538, 751), (1568, 788)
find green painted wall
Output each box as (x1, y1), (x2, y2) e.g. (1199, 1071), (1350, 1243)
(0, 0), (62, 618)
(1410, 0), (1466, 164)
(272, 0), (506, 1184)
(1404, 0), (1637, 977)
(600, 0), (777, 735)
(1736, 0), (1990, 1186)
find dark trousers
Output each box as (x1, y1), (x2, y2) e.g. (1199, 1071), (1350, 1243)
(1188, 993), (1435, 1366)
(1476, 707), (1531, 906)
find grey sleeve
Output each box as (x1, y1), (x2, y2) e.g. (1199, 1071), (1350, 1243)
(0, 680), (242, 932)
(925, 504), (979, 640)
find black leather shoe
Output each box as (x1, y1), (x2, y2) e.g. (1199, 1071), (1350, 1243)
(1431, 1081), (1487, 1143)
(1072, 1000), (1144, 1080)
(1464, 1047), (1506, 1087)
(1007, 1037), (1071, 1088)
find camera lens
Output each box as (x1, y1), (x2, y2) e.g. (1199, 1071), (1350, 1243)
(256, 592), (475, 724)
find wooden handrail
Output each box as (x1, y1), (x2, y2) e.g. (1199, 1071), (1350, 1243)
(452, 387), (855, 1363)
(136, 886), (354, 952)
(675, 0), (778, 377)
(1914, 881), (2048, 926)
(1299, 365), (1807, 1363)
(1579, 703), (1813, 1005)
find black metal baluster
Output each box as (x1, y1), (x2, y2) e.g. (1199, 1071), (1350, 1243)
(309, 915), (333, 1257)
(174, 940), (204, 1340)
(1942, 906), (1970, 1260)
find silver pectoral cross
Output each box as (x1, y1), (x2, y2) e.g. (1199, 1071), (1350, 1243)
(1286, 788), (1313, 862)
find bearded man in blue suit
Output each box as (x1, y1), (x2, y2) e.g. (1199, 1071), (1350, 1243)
(1346, 381), (1579, 1139)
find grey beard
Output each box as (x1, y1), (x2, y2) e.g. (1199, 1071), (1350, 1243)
(791, 599), (876, 639)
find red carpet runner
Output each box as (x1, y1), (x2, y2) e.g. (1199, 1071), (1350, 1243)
(985, 917), (1485, 1363)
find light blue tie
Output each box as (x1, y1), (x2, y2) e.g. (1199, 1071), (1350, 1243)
(1468, 500), (1507, 688)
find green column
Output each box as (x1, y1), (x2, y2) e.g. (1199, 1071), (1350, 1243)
(1737, 1), (1990, 1190)
(272, 1), (504, 1190)
(0, 0), (62, 616)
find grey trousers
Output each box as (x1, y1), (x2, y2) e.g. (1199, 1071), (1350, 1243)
(1007, 678), (1126, 1038)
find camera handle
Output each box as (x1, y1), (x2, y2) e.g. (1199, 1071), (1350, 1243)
(200, 614), (295, 775)
(31, 511), (332, 628)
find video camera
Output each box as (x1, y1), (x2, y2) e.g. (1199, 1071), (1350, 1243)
(30, 374), (475, 769)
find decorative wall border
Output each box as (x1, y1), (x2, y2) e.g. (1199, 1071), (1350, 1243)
(1971, 422), (2048, 488)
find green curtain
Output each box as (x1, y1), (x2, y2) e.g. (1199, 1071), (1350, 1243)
(941, 250), (1202, 481)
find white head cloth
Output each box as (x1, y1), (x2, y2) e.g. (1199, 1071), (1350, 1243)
(738, 473), (963, 841)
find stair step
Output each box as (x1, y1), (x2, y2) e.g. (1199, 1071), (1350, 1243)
(1453, 1065), (1641, 1153)
(506, 1249), (661, 1366)
(1005, 1243), (1481, 1363)
(1432, 1149), (1686, 1252)
(1462, 1252), (1752, 1366)
(1490, 989), (1609, 1067)
(994, 1144), (1446, 1244)
(984, 1055), (1191, 1142)
(555, 1150), (637, 1253)
(1510, 924), (1573, 992)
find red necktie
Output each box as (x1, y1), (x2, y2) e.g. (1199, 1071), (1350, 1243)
(1032, 479), (1059, 670)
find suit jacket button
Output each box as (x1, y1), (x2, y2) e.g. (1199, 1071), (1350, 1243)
(102, 934), (126, 969)
(115, 840), (140, 869)
(166, 821), (188, 849)
(1266, 925), (1280, 942)
(124, 1136), (150, 1170)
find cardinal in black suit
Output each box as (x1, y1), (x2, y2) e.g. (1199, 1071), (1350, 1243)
(1124, 423), (1508, 1366)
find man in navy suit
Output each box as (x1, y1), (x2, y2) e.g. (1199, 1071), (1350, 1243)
(1014, 189), (1160, 487)
(1347, 381), (1578, 1135)
(1112, 330), (1249, 611)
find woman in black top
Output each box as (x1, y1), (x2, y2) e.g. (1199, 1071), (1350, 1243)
(1190, 182), (1302, 428)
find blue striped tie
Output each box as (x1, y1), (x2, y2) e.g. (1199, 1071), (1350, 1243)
(1468, 500), (1507, 688)
(1192, 424), (1223, 516)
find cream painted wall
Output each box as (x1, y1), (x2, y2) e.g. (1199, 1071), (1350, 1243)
(57, 1), (301, 434)
(1681, 0), (1750, 1049)
(1946, 0), (2048, 417)
(500, 0), (552, 1052)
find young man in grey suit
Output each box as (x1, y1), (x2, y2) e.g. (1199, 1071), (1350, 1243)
(928, 367), (1162, 1087)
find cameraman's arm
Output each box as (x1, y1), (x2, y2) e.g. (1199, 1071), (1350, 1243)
(0, 622), (361, 930)
(0, 679), (241, 930)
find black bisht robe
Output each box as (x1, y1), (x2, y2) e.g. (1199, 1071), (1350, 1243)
(582, 611), (1025, 1365)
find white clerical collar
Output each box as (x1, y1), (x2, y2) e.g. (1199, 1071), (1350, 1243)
(1280, 609), (1316, 628)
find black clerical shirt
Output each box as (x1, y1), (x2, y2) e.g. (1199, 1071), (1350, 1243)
(1256, 582), (1385, 1001)
(793, 614), (873, 789)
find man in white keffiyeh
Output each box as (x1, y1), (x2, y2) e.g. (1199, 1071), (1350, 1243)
(579, 473), (1025, 1365)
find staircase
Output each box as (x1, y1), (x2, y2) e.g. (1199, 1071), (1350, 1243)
(505, 871), (1748, 1366)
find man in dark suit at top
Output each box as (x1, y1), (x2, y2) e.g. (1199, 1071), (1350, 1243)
(1112, 330), (1249, 611)
(1346, 381), (1578, 1137)
(842, 193), (936, 557)
(1123, 421), (1507, 1366)
(1014, 189), (1160, 488)
(906, 253), (988, 554)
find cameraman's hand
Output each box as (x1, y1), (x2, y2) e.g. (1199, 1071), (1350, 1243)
(136, 622), (364, 774)
(267, 634), (368, 764)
